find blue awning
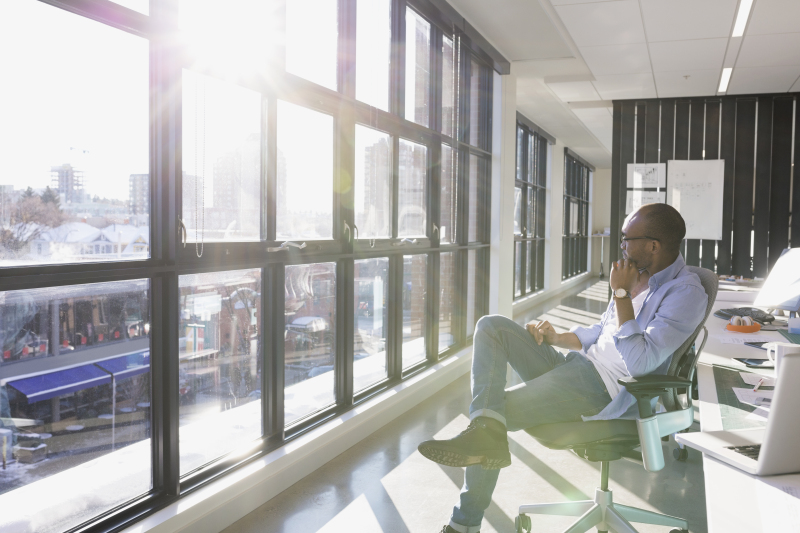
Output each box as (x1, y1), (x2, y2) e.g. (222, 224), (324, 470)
(8, 364), (111, 403)
(95, 351), (150, 380)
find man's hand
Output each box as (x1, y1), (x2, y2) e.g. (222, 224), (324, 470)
(526, 320), (558, 346)
(610, 258), (640, 293)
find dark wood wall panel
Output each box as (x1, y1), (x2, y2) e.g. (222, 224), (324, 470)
(718, 99), (736, 274)
(611, 94), (798, 279)
(769, 98), (793, 269)
(702, 101), (721, 271)
(753, 96), (773, 277)
(732, 98), (756, 278)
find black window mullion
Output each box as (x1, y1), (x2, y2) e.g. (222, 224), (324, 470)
(336, 259), (355, 407)
(427, 252), (439, 362)
(388, 254), (403, 378)
(265, 263), (286, 441)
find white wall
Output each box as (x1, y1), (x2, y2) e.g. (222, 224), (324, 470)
(591, 168), (611, 276)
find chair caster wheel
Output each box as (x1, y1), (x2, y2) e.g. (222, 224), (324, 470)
(515, 514), (531, 533)
(673, 447), (689, 461)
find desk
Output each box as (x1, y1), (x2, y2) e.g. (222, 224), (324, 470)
(691, 296), (800, 532)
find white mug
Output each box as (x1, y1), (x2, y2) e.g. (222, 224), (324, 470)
(763, 342), (800, 375)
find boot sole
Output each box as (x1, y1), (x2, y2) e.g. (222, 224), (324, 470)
(417, 443), (511, 470)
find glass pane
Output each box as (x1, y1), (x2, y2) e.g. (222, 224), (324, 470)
(438, 252), (456, 351)
(398, 139), (427, 237)
(277, 101), (334, 240)
(402, 255), (427, 368)
(469, 59), (481, 146)
(179, 0), (277, 78)
(514, 241), (522, 297)
(0, 280), (151, 533)
(1, 2), (148, 267)
(516, 128), (524, 181)
(570, 199), (580, 235)
(354, 258), (388, 392)
(356, 0), (391, 110)
(182, 70), (261, 243)
(527, 189), (534, 238)
(286, 0), (338, 90)
(178, 270), (261, 476)
(514, 187), (522, 236)
(442, 36), (455, 137)
(467, 250), (478, 336)
(405, 8), (430, 127)
(528, 133), (536, 183)
(440, 144), (457, 244)
(355, 126), (392, 239)
(528, 241), (535, 292)
(284, 263), (336, 425)
(468, 155), (480, 242)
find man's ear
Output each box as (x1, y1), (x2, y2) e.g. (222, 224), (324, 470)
(649, 239), (661, 255)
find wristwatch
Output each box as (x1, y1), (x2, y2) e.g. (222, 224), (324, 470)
(613, 288), (631, 299)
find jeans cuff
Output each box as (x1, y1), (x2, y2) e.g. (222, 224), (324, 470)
(470, 408), (506, 428)
(449, 519), (482, 533)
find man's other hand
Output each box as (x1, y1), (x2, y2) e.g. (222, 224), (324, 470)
(610, 258), (639, 292)
(526, 320), (557, 345)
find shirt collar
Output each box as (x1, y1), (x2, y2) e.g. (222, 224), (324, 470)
(647, 253), (685, 288)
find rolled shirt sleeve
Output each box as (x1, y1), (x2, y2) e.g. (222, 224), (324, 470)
(612, 283), (708, 377)
(569, 306), (610, 353)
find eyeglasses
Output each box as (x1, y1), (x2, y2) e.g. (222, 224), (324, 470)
(620, 235), (660, 244)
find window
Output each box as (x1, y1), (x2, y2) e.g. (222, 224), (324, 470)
(0, 1), (498, 531)
(514, 121), (548, 300)
(563, 153), (591, 280)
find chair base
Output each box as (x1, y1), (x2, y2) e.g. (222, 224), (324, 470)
(517, 487), (688, 533)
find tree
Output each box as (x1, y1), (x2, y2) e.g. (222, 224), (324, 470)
(0, 195), (66, 257)
(41, 186), (60, 207)
(22, 187), (35, 198)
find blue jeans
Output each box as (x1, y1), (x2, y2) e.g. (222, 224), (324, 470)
(449, 315), (612, 533)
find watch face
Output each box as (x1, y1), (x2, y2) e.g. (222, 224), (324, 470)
(615, 288), (627, 298)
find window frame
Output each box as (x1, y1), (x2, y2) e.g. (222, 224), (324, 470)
(562, 151), (592, 281)
(0, 1), (498, 532)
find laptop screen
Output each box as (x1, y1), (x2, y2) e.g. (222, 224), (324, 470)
(754, 248), (800, 312)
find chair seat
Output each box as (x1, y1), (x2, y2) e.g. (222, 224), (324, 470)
(525, 419), (640, 450)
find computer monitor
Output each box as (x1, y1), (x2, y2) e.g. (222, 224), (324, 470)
(754, 248), (800, 314)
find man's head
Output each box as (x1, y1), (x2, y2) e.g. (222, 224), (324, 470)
(620, 203), (685, 271)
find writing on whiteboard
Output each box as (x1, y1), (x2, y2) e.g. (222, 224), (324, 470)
(666, 160), (724, 240)
(627, 163), (666, 188)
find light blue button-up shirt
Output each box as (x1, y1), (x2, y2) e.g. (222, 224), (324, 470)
(569, 254), (708, 420)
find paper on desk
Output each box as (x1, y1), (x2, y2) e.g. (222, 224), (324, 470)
(718, 335), (775, 344)
(738, 373), (776, 387)
(732, 387), (774, 407)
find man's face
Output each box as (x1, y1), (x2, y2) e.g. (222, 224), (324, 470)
(620, 213), (653, 269)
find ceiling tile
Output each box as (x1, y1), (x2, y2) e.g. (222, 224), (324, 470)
(592, 73), (657, 99)
(727, 66), (800, 94)
(736, 33), (800, 68)
(572, 107), (614, 150)
(648, 39), (727, 72)
(640, 0), (738, 42)
(747, 0), (800, 36)
(654, 70), (721, 98)
(580, 43), (651, 75)
(793, 77), (800, 92)
(554, 0), (646, 47)
(546, 81), (602, 102)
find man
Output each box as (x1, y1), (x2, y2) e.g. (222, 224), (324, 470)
(418, 203), (708, 533)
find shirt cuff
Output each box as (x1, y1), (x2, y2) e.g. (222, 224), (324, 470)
(570, 325), (597, 353)
(613, 319), (642, 341)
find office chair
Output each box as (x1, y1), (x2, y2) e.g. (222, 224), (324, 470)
(515, 266), (718, 533)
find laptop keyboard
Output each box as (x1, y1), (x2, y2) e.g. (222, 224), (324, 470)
(726, 444), (761, 460)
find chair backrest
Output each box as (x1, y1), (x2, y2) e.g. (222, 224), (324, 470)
(661, 265), (719, 411)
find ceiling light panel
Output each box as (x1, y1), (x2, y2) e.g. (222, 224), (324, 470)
(719, 68), (733, 92)
(731, 0), (754, 37)
(727, 66), (800, 94)
(640, 0), (738, 42)
(746, 0), (800, 36)
(580, 43), (652, 76)
(648, 39), (728, 72)
(554, 0), (646, 47)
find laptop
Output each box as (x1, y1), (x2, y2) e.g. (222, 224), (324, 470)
(676, 352), (800, 476)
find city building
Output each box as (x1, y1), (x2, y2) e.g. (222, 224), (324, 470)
(50, 163), (85, 204)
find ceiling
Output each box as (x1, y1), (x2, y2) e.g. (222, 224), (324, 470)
(449, 0), (800, 169)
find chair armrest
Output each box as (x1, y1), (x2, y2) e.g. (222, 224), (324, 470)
(617, 375), (692, 394)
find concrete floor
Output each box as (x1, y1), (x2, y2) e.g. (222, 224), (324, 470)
(223, 279), (707, 533)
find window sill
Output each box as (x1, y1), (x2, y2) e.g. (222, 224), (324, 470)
(121, 346), (473, 533)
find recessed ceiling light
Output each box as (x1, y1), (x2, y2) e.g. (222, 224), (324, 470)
(719, 68), (733, 93)
(732, 0), (754, 37)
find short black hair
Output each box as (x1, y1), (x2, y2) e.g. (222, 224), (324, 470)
(637, 203), (685, 252)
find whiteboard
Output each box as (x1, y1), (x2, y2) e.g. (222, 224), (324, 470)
(627, 163), (666, 188)
(666, 159), (725, 240)
(626, 190), (666, 214)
